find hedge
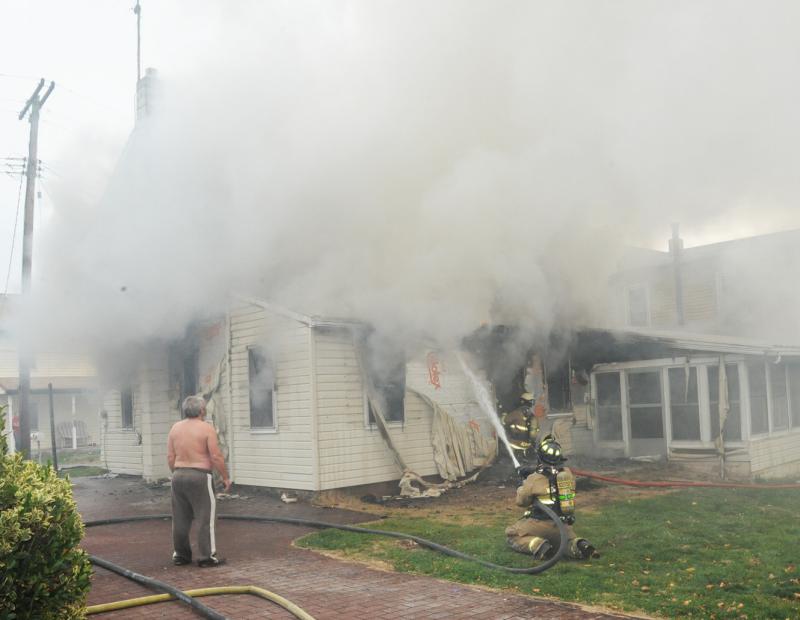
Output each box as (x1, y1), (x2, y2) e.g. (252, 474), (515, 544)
(0, 406), (91, 619)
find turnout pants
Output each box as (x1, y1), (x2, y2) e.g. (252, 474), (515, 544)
(171, 468), (217, 562)
(505, 517), (584, 559)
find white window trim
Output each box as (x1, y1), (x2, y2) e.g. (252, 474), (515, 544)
(594, 361), (754, 453)
(624, 369), (665, 452)
(624, 283), (651, 328)
(590, 371), (627, 447)
(247, 345), (278, 432)
(663, 365), (704, 445)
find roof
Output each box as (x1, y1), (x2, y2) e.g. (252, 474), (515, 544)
(616, 228), (800, 274)
(590, 326), (800, 357)
(234, 295), (368, 329)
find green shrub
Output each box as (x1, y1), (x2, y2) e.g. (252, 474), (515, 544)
(0, 406), (91, 619)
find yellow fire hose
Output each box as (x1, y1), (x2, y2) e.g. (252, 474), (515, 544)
(86, 585), (316, 619)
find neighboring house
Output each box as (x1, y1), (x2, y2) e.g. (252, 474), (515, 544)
(608, 227), (800, 342)
(100, 297), (497, 489)
(0, 343), (100, 452)
(0, 296), (100, 453)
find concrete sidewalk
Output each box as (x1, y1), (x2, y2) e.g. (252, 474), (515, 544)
(76, 477), (640, 620)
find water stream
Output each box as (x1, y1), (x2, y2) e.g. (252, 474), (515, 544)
(457, 351), (520, 469)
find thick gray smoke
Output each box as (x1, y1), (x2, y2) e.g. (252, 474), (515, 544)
(23, 1), (800, 356)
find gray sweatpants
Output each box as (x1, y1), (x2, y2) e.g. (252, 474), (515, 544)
(171, 468), (217, 562)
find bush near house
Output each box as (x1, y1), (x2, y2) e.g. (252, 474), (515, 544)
(0, 407), (92, 620)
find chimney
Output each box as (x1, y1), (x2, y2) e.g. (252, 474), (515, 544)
(669, 223), (685, 326)
(135, 67), (159, 124)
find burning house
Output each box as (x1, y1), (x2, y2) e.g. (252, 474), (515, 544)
(100, 297), (497, 491)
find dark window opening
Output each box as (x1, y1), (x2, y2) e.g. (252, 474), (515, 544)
(748, 363), (768, 435)
(627, 371), (663, 439)
(364, 339), (406, 425)
(546, 362), (572, 412)
(121, 388), (133, 429)
(249, 346), (275, 429)
(668, 367), (700, 441)
(368, 361), (406, 424)
(708, 364), (742, 441)
(595, 373), (622, 441)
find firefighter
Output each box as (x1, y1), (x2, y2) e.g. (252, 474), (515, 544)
(502, 392), (539, 461)
(505, 435), (599, 560)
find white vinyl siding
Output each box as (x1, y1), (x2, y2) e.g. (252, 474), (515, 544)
(228, 301), (315, 489)
(315, 331), (476, 490)
(101, 389), (143, 475)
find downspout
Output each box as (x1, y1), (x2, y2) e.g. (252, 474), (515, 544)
(309, 327), (320, 491)
(669, 223), (685, 326)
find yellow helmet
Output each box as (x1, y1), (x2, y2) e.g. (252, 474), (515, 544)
(520, 392), (534, 405)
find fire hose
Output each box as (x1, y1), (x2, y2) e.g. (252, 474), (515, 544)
(571, 468), (800, 489)
(84, 500), (568, 618)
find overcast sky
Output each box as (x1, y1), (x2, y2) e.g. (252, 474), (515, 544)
(3, 1), (800, 302)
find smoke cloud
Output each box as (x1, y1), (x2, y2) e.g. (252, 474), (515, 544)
(21, 1), (800, 357)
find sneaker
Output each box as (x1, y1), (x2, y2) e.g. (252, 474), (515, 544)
(197, 556), (226, 568)
(172, 554), (192, 566)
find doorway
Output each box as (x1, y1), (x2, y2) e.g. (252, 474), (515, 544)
(626, 370), (667, 457)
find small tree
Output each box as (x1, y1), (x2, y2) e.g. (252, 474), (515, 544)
(0, 406), (92, 619)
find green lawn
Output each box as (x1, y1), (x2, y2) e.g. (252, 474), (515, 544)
(59, 465), (107, 478)
(298, 487), (800, 619)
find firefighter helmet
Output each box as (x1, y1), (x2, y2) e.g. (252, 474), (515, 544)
(537, 434), (565, 465)
(520, 392), (534, 405)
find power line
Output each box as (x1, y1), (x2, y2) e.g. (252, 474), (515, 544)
(3, 160), (26, 296)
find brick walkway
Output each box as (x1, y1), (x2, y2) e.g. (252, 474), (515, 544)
(76, 477), (640, 620)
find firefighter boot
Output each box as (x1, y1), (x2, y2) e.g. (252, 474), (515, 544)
(576, 539), (600, 559)
(531, 539), (553, 560)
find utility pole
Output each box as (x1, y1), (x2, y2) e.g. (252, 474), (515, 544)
(134, 1), (142, 83)
(16, 78), (55, 459)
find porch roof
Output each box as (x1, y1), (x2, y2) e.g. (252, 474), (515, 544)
(594, 326), (800, 357)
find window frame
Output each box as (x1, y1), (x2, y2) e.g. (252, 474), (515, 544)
(707, 362), (744, 444)
(247, 345), (277, 433)
(592, 371), (625, 443)
(120, 388), (134, 430)
(666, 366), (702, 442)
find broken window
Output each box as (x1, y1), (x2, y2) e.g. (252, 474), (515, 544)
(121, 388), (133, 429)
(708, 364), (742, 442)
(368, 360), (406, 424)
(668, 367), (700, 441)
(769, 363), (789, 432)
(248, 346), (275, 429)
(748, 362), (769, 435)
(595, 372), (622, 441)
(627, 371), (664, 439)
(789, 364), (800, 429)
(626, 285), (649, 327)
